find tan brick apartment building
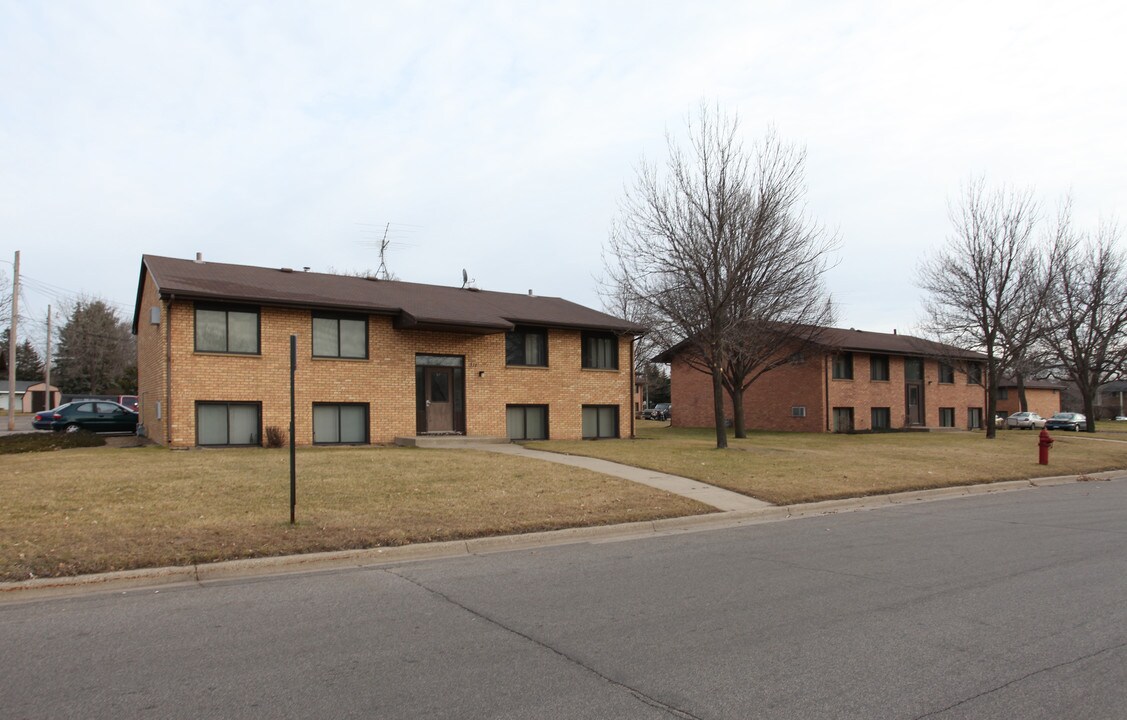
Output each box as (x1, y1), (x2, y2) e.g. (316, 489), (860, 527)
(656, 328), (988, 432)
(132, 255), (642, 447)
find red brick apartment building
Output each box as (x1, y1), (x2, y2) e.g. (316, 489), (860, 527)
(656, 328), (989, 432)
(995, 378), (1062, 420)
(132, 255), (642, 447)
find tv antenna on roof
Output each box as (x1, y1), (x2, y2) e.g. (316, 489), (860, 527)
(375, 223), (393, 280)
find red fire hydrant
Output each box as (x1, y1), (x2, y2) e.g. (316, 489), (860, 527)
(1038, 428), (1054, 465)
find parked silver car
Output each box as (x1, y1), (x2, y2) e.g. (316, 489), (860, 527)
(1004, 411), (1046, 429)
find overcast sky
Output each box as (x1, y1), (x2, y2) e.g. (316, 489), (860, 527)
(2, 1), (1124, 348)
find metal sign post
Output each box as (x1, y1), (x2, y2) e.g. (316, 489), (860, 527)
(290, 335), (297, 525)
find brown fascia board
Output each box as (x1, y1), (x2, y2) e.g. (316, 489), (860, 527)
(136, 254), (642, 335)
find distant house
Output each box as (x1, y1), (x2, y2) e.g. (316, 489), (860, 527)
(131, 255), (644, 447)
(995, 378), (1063, 421)
(0, 380), (61, 413)
(654, 327), (987, 432)
(1097, 380), (1127, 419)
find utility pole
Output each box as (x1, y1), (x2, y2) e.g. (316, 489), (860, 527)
(7, 250), (18, 431)
(44, 305), (52, 410)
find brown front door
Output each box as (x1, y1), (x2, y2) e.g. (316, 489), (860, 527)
(424, 367), (454, 432)
(906, 382), (924, 425)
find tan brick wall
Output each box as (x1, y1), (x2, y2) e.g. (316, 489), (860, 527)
(670, 349), (988, 432)
(135, 274), (168, 443)
(996, 387), (1061, 418)
(136, 277), (634, 447)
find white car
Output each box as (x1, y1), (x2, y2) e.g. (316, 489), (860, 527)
(1005, 412), (1046, 429)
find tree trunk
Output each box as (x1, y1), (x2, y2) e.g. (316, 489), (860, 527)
(710, 367), (728, 449)
(985, 357), (998, 439)
(1015, 372), (1029, 412)
(731, 385), (747, 439)
(1079, 375), (1097, 432)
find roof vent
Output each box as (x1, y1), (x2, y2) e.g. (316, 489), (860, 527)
(194, 252), (204, 264)
(280, 267), (294, 273)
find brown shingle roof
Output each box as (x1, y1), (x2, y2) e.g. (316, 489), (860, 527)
(133, 255), (644, 335)
(652, 326), (986, 362)
(814, 327), (985, 360)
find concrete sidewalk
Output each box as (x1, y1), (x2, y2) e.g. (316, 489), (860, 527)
(477, 444), (772, 512)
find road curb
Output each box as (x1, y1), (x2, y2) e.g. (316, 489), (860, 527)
(3, 471), (1125, 602)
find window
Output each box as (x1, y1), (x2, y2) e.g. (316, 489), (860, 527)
(968, 408), (983, 429)
(789, 352), (805, 365)
(313, 403), (368, 444)
(833, 407), (854, 432)
(998, 388), (1009, 400)
(582, 405), (618, 438)
(506, 405), (548, 440)
(792, 406), (807, 417)
(832, 353), (853, 380)
(904, 357), (924, 381)
(938, 363), (955, 384)
(195, 305), (259, 354)
(196, 402), (260, 446)
(966, 363), (983, 385)
(870, 354), (890, 381)
(312, 314), (367, 359)
(582, 332), (618, 370)
(505, 326), (548, 367)
(939, 407), (955, 427)
(871, 407), (891, 430)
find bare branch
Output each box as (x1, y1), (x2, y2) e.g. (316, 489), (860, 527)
(605, 103), (837, 446)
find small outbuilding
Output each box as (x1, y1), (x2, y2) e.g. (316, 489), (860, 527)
(0, 380), (62, 413)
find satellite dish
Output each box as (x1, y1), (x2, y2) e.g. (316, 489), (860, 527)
(462, 268), (468, 288)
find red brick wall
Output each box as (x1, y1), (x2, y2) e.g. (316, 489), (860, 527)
(669, 349), (988, 432)
(670, 352), (827, 431)
(136, 271), (634, 447)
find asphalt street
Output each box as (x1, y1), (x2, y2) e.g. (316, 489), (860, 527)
(3, 480), (1126, 719)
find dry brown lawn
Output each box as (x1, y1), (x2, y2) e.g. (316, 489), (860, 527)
(530, 422), (1127, 505)
(0, 444), (711, 582)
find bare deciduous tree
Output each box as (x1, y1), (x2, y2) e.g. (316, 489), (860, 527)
(917, 179), (1042, 438)
(606, 104), (836, 448)
(1043, 211), (1127, 431)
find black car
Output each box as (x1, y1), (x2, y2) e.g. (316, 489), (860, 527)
(32, 401), (139, 434)
(1045, 412), (1086, 432)
(647, 403), (672, 421)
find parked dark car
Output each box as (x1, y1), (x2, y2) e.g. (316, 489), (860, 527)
(647, 403), (672, 421)
(32, 401), (139, 434)
(1045, 412), (1086, 432)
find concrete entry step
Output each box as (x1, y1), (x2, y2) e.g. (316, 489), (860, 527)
(394, 435), (511, 448)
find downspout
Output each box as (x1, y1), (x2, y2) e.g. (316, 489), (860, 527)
(165, 295), (174, 446)
(824, 353), (831, 432)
